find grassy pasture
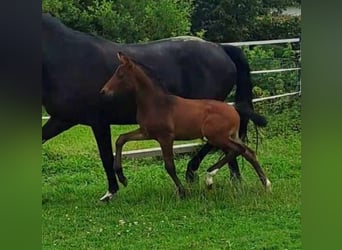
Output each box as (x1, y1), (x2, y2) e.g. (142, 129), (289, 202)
(42, 98), (301, 249)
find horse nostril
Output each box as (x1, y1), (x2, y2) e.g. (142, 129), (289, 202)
(100, 88), (106, 95)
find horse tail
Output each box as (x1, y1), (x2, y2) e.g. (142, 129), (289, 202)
(234, 102), (267, 128)
(220, 44), (254, 139)
(220, 44), (253, 105)
(234, 102), (267, 154)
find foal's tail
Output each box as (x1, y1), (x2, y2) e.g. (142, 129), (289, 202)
(220, 44), (254, 139)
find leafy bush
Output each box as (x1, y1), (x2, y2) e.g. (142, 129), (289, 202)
(241, 44), (301, 139)
(191, 0), (301, 42)
(42, 0), (192, 43)
(225, 44), (301, 136)
(243, 43), (300, 97)
(250, 15), (301, 41)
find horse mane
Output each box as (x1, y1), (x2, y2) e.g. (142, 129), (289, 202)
(130, 59), (169, 94)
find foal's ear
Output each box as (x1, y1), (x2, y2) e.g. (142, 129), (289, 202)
(117, 52), (131, 66)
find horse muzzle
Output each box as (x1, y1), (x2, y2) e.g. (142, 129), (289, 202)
(100, 87), (114, 97)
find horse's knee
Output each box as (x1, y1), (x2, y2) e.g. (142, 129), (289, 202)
(115, 135), (126, 148)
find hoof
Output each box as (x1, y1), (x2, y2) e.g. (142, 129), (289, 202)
(230, 174), (242, 183)
(118, 176), (128, 187)
(205, 173), (214, 187)
(230, 176), (242, 187)
(178, 189), (186, 199)
(265, 178), (272, 192)
(185, 170), (198, 183)
(206, 183), (213, 190)
(100, 191), (114, 202)
(117, 172), (128, 187)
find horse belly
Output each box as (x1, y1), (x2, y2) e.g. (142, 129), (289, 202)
(173, 118), (203, 140)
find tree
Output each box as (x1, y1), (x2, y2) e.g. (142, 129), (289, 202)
(42, 0), (193, 43)
(191, 0), (300, 42)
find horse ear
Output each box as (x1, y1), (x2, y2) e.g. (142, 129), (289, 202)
(117, 51), (123, 60)
(117, 52), (128, 64)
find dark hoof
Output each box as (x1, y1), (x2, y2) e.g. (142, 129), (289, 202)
(206, 184), (213, 190)
(185, 170), (198, 183)
(230, 175), (242, 184)
(178, 189), (186, 199)
(118, 175), (128, 187)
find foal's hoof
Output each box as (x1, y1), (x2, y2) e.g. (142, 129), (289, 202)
(185, 170), (198, 183)
(265, 178), (272, 192)
(99, 191), (114, 202)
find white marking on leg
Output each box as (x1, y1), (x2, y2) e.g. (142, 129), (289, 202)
(205, 169), (219, 186)
(266, 178), (272, 191)
(206, 174), (213, 186)
(100, 191), (113, 201)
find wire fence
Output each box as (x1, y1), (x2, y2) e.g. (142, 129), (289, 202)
(42, 38), (301, 158)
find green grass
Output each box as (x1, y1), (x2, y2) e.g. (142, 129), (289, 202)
(42, 103), (301, 249)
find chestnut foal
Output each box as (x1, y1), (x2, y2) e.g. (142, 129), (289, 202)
(100, 52), (271, 198)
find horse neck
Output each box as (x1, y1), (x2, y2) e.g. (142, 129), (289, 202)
(132, 67), (166, 111)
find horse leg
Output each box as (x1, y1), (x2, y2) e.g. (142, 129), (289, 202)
(91, 123), (119, 202)
(114, 128), (148, 186)
(227, 153), (242, 181)
(205, 150), (240, 187)
(222, 107), (250, 181)
(42, 116), (76, 144)
(240, 144), (271, 190)
(205, 153), (230, 188)
(186, 142), (241, 183)
(226, 139), (271, 190)
(186, 142), (213, 182)
(157, 136), (186, 198)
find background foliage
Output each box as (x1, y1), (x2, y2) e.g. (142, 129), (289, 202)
(43, 0), (192, 42)
(43, 0), (301, 43)
(190, 0), (301, 42)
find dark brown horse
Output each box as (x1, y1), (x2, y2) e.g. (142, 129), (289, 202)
(100, 52), (271, 198)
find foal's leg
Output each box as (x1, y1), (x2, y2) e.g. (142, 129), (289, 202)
(205, 153), (230, 188)
(186, 143), (241, 182)
(157, 136), (186, 198)
(205, 151), (240, 188)
(114, 128), (148, 186)
(226, 139), (271, 190)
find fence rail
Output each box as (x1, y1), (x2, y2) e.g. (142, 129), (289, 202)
(224, 38), (300, 46)
(42, 38), (301, 158)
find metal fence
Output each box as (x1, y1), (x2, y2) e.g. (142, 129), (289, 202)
(42, 38), (301, 158)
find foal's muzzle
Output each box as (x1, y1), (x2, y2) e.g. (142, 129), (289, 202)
(100, 87), (113, 97)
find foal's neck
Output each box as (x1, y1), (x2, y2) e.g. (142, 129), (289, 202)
(133, 67), (166, 107)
